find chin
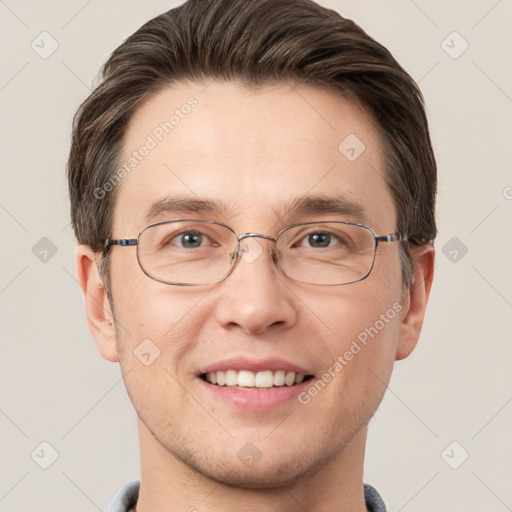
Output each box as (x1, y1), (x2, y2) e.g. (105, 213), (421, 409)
(170, 439), (341, 490)
(189, 455), (318, 489)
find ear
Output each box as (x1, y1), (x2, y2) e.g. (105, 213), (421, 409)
(395, 243), (435, 361)
(75, 244), (119, 362)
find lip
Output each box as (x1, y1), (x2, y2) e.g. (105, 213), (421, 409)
(196, 357), (314, 410)
(197, 375), (312, 409)
(198, 356), (312, 375)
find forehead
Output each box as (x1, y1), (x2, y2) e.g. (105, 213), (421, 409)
(112, 80), (396, 235)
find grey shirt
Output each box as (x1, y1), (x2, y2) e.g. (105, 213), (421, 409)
(106, 479), (387, 511)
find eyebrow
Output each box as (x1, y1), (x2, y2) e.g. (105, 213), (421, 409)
(144, 197), (220, 224)
(144, 194), (368, 225)
(277, 195), (368, 224)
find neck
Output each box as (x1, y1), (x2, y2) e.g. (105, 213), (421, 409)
(133, 418), (369, 512)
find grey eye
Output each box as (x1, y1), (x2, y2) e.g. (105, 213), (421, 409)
(173, 231), (204, 248)
(307, 232), (331, 248)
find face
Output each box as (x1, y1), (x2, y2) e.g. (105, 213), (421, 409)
(99, 81), (414, 486)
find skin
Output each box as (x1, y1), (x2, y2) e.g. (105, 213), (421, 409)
(76, 81), (434, 512)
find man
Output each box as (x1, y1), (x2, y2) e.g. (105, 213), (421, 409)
(68, 0), (436, 510)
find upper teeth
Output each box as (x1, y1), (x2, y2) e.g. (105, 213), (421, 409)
(204, 370), (305, 388)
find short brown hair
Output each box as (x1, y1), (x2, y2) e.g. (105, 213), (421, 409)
(67, 0), (436, 291)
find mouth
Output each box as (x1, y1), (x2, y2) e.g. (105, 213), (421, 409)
(199, 369), (314, 389)
(196, 357), (315, 408)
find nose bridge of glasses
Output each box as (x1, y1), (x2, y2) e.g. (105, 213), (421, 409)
(234, 232), (278, 262)
(237, 232), (276, 243)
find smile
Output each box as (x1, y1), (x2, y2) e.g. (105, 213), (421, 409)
(201, 369), (313, 388)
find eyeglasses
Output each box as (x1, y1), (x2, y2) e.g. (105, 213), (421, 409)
(103, 219), (408, 286)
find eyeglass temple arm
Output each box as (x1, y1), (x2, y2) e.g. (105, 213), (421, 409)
(104, 238), (138, 250)
(375, 233), (408, 243)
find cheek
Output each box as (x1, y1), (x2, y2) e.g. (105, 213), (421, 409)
(109, 257), (210, 374)
(309, 266), (402, 347)
(112, 252), (190, 328)
(300, 275), (402, 407)
(111, 283), (209, 430)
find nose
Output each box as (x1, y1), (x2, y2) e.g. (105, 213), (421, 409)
(214, 236), (298, 335)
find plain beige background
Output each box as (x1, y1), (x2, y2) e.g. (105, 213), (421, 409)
(1, 0), (511, 510)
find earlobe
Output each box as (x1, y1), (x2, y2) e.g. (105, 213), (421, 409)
(75, 244), (119, 362)
(395, 243), (435, 361)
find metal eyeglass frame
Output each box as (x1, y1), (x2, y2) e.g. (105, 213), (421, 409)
(103, 219), (409, 286)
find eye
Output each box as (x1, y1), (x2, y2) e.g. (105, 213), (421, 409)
(170, 230), (209, 249)
(299, 231), (342, 248)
